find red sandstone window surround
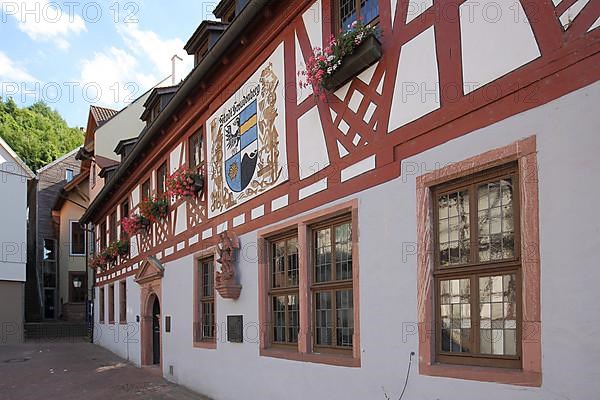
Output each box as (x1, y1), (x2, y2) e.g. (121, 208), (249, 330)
(416, 136), (541, 386)
(258, 200), (360, 367)
(193, 248), (218, 349)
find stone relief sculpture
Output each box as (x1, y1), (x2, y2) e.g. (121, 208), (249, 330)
(215, 230), (241, 299)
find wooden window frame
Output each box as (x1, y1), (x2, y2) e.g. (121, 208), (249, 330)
(121, 200), (130, 220)
(141, 179), (151, 201)
(311, 216), (354, 355)
(157, 161), (168, 195)
(432, 163), (522, 368)
(108, 284), (115, 324)
(109, 211), (117, 243)
(258, 200), (360, 367)
(332, 0), (380, 33)
(99, 221), (107, 252)
(188, 129), (203, 171)
(267, 232), (300, 349)
(70, 220), (86, 256)
(416, 136), (542, 386)
(99, 287), (105, 324)
(119, 280), (127, 324)
(193, 247), (218, 349)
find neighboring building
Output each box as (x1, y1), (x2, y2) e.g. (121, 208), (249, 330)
(0, 137), (34, 344)
(26, 148), (82, 321)
(81, 1), (600, 399)
(51, 172), (90, 321)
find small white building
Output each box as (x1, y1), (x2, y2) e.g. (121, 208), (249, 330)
(0, 137), (34, 344)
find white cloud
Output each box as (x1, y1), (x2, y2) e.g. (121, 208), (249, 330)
(116, 24), (193, 83)
(77, 24), (193, 108)
(1, 0), (86, 49)
(0, 51), (36, 82)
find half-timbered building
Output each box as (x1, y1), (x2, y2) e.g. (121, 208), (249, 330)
(81, 0), (600, 398)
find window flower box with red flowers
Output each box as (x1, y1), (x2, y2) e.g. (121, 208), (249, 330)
(139, 195), (169, 223)
(166, 168), (203, 200)
(90, 254), (107, 271)
(121, 214), (150, 237)
(299, 20), (381, 97)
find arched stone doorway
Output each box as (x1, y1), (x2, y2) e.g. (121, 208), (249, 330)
(135, 257), (164, 367)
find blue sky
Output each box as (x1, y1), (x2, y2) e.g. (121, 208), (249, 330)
(0, 1), (219, 127)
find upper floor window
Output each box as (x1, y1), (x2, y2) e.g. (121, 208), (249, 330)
(66, 168), (74, 182)
(142, 179), (151, 201)
(433, 163), (521, 368)
(70, 221), (85, 256)
(109, 211), (117, 242)
(157, 162), (168, 195)
(91, 165), (96, 187)
(188, 130), (203, 170)
(269, 234), (299, 346)
(99, 221), (107, 251)
(336, 0), (379, 31)
(121, 200), (130, 220)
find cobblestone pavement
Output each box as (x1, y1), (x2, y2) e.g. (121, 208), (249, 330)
(0, 340), (211, 400)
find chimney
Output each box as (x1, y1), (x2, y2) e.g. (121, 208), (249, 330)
(171, 54), (183, 85)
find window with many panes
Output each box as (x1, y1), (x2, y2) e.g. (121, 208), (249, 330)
(188, 130), (203, 170)
(335, 0), (379, 31)
(157, 162), (168, 195)
(197, 258), (215, 342)
(311, 216), (353, 352)
(433, 163), (521, 368)
(269, 234), (299, 346)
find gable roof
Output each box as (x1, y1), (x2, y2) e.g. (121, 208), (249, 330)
(90, 105), (119, 126)
(0, 136), (35, 179)
(36, 146), (81, 174)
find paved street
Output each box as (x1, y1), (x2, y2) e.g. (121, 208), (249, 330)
(0, 340), (210, 400)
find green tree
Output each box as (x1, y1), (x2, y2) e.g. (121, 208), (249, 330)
(0, 98), (84, 171)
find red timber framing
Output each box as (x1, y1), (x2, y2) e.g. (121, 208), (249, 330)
(91, 0), (600, 287)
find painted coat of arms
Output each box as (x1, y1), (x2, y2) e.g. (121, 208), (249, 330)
(208, 43), (287, 217)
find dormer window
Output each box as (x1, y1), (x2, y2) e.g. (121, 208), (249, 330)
(335, 0), (379, 31)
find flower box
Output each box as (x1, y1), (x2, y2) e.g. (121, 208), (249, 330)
(167, 168), (204, 200)
(323, 35), (382, 92)
(140, 195), (169, 223)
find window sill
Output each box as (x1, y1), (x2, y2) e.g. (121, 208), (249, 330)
(420, 362), (541, 387)
(193, 340), (217, 350)
(260, 348), (360, 367)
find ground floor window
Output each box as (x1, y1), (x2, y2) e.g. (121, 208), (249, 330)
(108, 284), (115, 324)
(69, 272), (86, 303)
(119, 281), (127, 324)
(194, 255), (216, 347)
(99, 287), (105, 323)
(258, 201), (360, 367)
(416, 136), (542, 386)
